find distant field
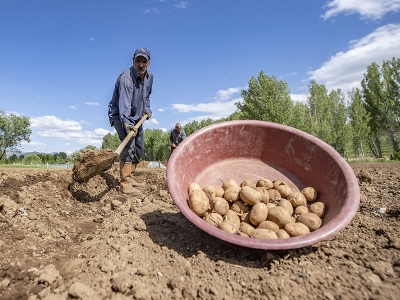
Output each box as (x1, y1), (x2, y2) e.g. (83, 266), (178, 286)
(0, 163), (72, 169)
(0, 161), (169, 169)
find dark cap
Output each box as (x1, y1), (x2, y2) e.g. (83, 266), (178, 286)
(134, 47), (150, 60)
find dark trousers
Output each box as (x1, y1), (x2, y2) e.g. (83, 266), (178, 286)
(113, 119), (144, 164)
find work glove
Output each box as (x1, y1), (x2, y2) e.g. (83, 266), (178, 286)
(123, 122), (137, 135)
(144, 110), (152, 119)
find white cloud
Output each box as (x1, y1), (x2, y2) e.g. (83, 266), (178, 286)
(80, 120), (90, 124)
(308, 23), (400, 95)
(90, 38), (94, 41)
(30, 116), (82, 131)
(158, 108), (165, 112)
(322, 0), (400, 20)
(4, 110), (21, 116)
(93, 128), (110, 136)
(144, 7), (160, 14)
(170, 86), (244, 123)
(290, 94), (307, 103)
(174, 1), (188, 9)
(29, 115), (113, 147)
(21, 141), (47, 148)
(84, 102), (99, 106)
(146, 118), (160, 126)
(214, 86), (246, 101)
(69, 106), (77, 109)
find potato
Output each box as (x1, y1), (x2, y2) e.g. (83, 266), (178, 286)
(256, 178), (273, 189)
(203, 212), (223, 227)
(240, 211), (251, 224)
(230, 200), (249, 215)
(210, 197), (229, 215)
(219, 221), (237, 234)
(224, 210), (240, 232)
(188, 182), (201, 194)
(189, 178), (324, 239)
(287, 192), (307, 207)
(277, 198), (293, 215)
(309, 201), (325, 218)
(276, 229), (291, 239)
(240, 179), (256, 189)
(203, 185), (216, 199)
(223, 185), (241, 202)
(302, 187), (318, 202)
(267, 206), (292, 229)
(188, 189), (209, 217)
(275, 182), (292, 198)
(240, 222), (255, 236)
(249, 203), (269, 226)
(268, 189), (281, 201)
(251, 228), (278, 240)
(240, 186), (262, 205)
(272, 180), (284, 190)
(257, 220), (279, 232)
(297, 213), (322, 231)
(213, 186), (225, 198)
(294, 205), (308, 216)
(222, 179), (239, 190)
(285, 222), (310, 236)
(255, 187), (270, 204)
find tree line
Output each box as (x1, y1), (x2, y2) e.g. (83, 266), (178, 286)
(1, 58), (399, 164)
(6, 152), (68, 165)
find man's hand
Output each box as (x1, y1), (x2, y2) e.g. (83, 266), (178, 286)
(144, 111), (152, 119)
(123, 122), (137, 135)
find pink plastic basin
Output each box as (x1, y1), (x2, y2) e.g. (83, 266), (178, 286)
(166, 120), (360, 250)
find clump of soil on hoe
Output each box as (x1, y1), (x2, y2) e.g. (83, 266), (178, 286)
(72, 149), (118, 182)
(0, 162), (399, 300)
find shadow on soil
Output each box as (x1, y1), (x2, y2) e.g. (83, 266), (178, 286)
(140, 210), (317, 269)
(68, 173), (119, 203)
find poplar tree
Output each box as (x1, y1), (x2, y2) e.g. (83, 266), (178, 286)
(362, 58), (400, 156)
(347, 88), (370, 159)
(306, 80), (335, 144)
(236, 71), (293, 124)
(329, 89), (351, 157)
(289, 101), (308, 133)
(101, 132), (121, 150)
(143, 128), (170, 161)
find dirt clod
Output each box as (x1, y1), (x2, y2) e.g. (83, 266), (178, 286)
(72, 149), (118, 182)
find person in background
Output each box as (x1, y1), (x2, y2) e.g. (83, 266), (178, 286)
(169, 123), (186, 153)
(108, 47), (153, 195)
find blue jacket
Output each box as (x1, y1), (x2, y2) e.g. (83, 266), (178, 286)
(170, 129), (186, 145)
(108, 67), (153, 127)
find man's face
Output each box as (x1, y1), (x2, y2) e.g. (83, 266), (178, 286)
(134, 56), (150, 75)
(175, 125), (181, 132)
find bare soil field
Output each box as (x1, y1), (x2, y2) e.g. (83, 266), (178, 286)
(0, 162), (399, 300)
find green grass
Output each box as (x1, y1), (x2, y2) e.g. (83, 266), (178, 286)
(0, 164), (42, 168)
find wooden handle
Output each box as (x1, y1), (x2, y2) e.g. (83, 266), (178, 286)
(114, 114), (148, 155)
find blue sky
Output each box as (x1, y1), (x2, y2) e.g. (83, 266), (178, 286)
(1, 0), (400, 155)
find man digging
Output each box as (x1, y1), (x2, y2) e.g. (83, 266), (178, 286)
(108, 47), (153, 195)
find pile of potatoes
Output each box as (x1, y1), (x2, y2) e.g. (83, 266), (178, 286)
(187, 177), (325, 240)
